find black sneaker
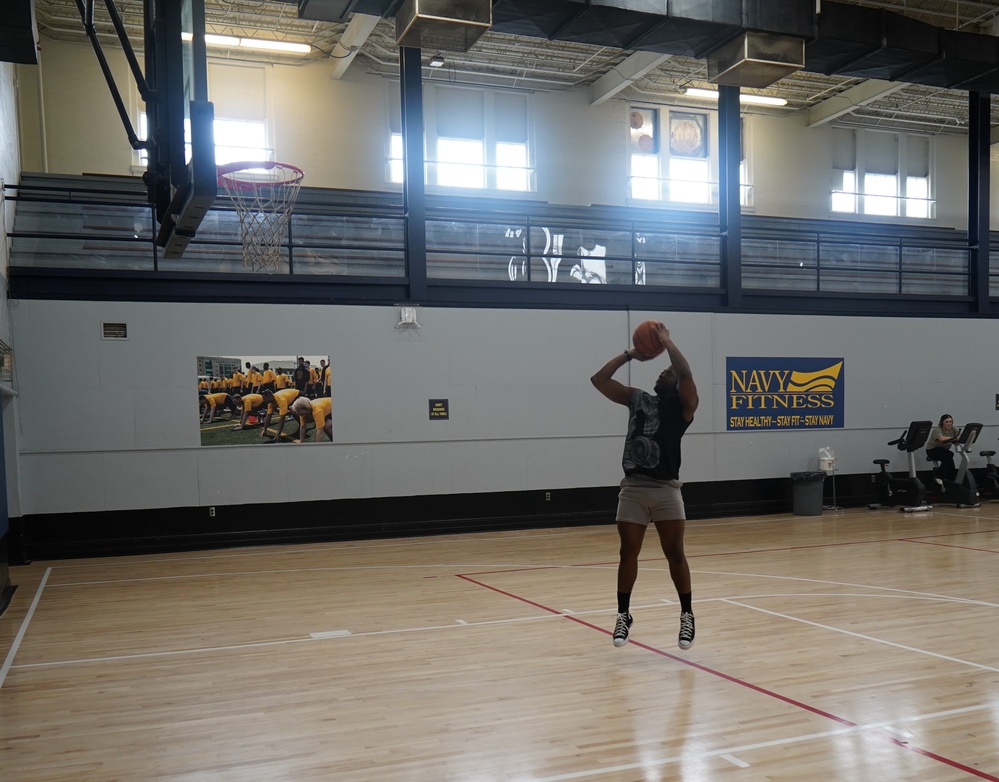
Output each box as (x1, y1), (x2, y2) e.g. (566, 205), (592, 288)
(678, 612), (695, 650)
(612, 612), (633, 647)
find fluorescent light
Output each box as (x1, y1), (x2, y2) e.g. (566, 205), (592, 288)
(237, 38), (311, 54)
(684, 87), (787, 107)
(204, 34), (239, 47)
(188, 32), (311, 54)
(428, 53), (445, 67)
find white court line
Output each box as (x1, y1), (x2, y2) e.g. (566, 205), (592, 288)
(0, 567), (51, 690)
(309, 630), (352, 639)
(10, 610), (606, 669)
(531, 704), (991, 782)
(10, 588), (992, 671)
(720, 754), (751, 768)
(48, 562), (613, 588)
(724, 599), (999, 674)
(698, 569), (999, 608)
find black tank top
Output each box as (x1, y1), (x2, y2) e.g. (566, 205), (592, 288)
(622, 389), (690, 481)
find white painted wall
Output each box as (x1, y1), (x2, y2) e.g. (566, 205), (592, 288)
(13, 38), (994, 224)
(10, 301), (999, 515)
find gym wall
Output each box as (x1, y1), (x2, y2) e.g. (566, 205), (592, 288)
(10, 300), (999, 520)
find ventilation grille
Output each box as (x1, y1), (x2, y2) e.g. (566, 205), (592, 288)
(0, 340), (12, 384)
(101, 322), (128, 340)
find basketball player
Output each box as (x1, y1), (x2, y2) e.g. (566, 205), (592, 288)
(590, 322), (699, 650)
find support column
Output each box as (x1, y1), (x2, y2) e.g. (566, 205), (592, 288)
(968, 91), (990, 313)
(718, 85), (742, 308)
(400, 47), (427, 300)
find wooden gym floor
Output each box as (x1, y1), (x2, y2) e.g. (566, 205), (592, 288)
(2, 506), (999, 781)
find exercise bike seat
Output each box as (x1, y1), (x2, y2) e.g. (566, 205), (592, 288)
(874, 459), (891, 466)
(980, 450), (996, 457)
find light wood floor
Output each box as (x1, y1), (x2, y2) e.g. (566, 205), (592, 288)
(3, 506), (999, 781)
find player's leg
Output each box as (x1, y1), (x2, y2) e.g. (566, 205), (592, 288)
(612, 480), (651, 647)
(653, 516), (694, 650)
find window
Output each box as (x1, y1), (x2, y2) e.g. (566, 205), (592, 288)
(213, 119), (270, 165)
(134, 114), (270, 167)
(437, 138), (485, 189)
(831, 128), (932, 219)
(628, 106), (749, 207)
(388, 85), (533, 192)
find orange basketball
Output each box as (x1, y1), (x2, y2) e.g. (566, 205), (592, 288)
(632, 320), (665, 357)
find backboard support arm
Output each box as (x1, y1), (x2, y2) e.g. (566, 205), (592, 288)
(72, 0), (152, 153)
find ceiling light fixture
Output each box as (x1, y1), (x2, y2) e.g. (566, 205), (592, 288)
(428, 53), (446, 68)
(201, 33), (311, 54)
(684, 87), (787, 107)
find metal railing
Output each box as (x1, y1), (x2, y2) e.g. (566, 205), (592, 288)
(3, 175), (977, 299)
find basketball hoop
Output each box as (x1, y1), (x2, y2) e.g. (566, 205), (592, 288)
(217, 161), (304, 273)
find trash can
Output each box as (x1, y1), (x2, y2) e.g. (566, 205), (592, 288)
(790, 471), (826, 516)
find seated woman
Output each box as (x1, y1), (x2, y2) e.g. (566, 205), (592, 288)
(925, 413), (961, 482)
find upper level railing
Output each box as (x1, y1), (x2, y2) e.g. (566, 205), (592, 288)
(4, 172), (993, 307)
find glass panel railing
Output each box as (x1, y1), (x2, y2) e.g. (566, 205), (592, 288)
(4, 176), (988, 301)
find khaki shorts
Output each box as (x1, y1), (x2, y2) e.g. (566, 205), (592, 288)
(616, 475), (686, 526)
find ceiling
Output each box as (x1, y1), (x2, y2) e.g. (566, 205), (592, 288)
(25, 0), (999, 137)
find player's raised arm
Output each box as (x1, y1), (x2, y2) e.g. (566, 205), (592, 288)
(659, 325), (698, 422)
(591, 349), (640, 406)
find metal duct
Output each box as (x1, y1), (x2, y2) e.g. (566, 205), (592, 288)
(805, 3), (883, 76)
(902, 29), (999, 90)
(707, 30), (805, 88)
(807, 4), (939, 82)
(0, 0), (39, 65)
(395, 0), (492, 52)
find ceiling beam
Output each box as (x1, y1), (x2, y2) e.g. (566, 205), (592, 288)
(589, 51), (671, 106)
(807, 79), (906, 127)
(328, 13), (380, 80)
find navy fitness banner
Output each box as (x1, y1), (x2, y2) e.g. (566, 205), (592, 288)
(727, 357), (845, 430)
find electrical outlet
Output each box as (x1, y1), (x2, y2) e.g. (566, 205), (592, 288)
(545, 492), (551, 501)
(209, 506), (216, 517)
(870, 475), (876, 483)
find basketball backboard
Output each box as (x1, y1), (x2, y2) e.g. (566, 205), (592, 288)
(143, 0), (216, 259)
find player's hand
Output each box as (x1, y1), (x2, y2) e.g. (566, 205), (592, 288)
(630, 349), (655, 362)
(655, 322), (670, 344)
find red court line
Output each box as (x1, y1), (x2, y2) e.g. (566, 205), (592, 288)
(455, 573), (999, 781)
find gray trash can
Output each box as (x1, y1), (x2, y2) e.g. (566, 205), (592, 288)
(790, 471), (825, 516)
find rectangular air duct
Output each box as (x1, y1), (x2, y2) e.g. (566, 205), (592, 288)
(395, 0), (492, 53)
(0, 0), (39, 64)
(707, 30), (805, 88)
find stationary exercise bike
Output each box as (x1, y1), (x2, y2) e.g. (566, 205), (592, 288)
(930, 422), (982, 508)
(869, 420), (933, 512)
(977, 438), (999, 499)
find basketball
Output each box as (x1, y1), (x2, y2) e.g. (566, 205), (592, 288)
(632, 320), (665, 357)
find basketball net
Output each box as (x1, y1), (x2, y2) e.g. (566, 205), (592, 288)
(217, 161), (304, 273)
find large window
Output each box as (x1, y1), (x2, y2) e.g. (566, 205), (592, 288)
(628, 106), (749, 207)
(388, 86), (533, 192)
(133, 114), (270, 167)
(831, 128), (932, 219)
